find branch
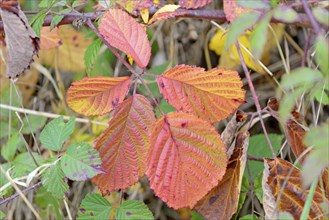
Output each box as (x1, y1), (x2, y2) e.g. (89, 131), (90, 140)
(0, 9), (314, 31)
(0, 182), (42, 206)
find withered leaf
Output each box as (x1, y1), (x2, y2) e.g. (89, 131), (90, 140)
(263, 158), (329, 219)
(194, 131), (249, 220)
(0, 0), (39, 79)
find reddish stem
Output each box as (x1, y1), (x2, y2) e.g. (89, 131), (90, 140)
(235, 43), (276, 158)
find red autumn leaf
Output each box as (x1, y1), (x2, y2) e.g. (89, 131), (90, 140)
(157, 65), (245, 123)
(148, 5), (188, 25)
(99, 9), (151, 68)
(179, 0), (212, 9)
(146, 112), (228, 209)
(66, 76), (130, 116)
(93, 94), (155, 194)
(263, 158), (329, 219)
(195, 131), (249, 220)
(223, 0), (253, 22)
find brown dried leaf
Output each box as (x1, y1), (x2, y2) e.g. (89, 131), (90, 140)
(0, 0), (39, 79)
(285, 119), (308, 162)
(194, 131), (249, 220)
(263, 158), (329, 219)
(221, 110), (247, 152)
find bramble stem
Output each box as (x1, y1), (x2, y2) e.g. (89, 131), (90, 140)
(235, 43), (276, 158)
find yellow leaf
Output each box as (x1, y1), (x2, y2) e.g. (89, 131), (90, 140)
(39, 25), (92, 73)
(209, 24), (284, 73)
(140, 8), (149, 23)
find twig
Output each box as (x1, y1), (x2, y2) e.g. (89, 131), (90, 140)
(0, 166), (42, 220)
(247, 155), (264, 162)
(0, 9), (315, 31)
(301, 29), (312, 67)
(235, 43), (276, 158)
(0, 104), (108, 126)
(0, 182), (42, 206)
(302, 0), (322, 35)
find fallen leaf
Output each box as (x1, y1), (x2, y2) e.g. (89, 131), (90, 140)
(40, 27), (62, 50)
(194, 131), (249, 220)
(39, 25), (91, 73)
(263, 158), (329, 219)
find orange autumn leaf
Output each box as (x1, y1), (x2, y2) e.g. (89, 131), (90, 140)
(66, 76), (130, 116)
(40, 27), (62, 50)
(99, 9), (151, 68)
(195, 131), (249, 220)
(263, 158), (329, 219)
(157, 65), (245, 123)
(146, 112), (228, 209)
(179, 0), (212, 9)
(93, 94), (155, 193)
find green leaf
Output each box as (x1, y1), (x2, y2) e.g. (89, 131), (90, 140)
(84, 39), (102, 74)
(310, 82), (329, 105)
(273, 6), (298, 23)
(302, 124), (329, 188)
(225, 12), (260, 50)
(250, 13), (271, 59)
(254, 172), (263, 203)
(279, 87), (307, 122)
(278, 212), (294, 220)
(78, 193), (112, 220)
(21, 115), (47, 134)
(40, 116), (75, 151)
(191, 210), (204, 220)
(237, 0), (270, 10)
(115, 200), (153, 220)
(281, 67), (323, 90)
(42, 163), (69, 199)
(0, 211), (5, 220)
(1, 132), (24, 161)
(12, 152), (44, 177)
(240, 214), (261, 220)
(312, 7), (329, 26)
(155, 99), (176, 117)
(38, 0), (55, 8)
(35, 187), (62, 220)
(246, 134), (283, 180)
(315, 36), (329, 77)
(61, 142), (103, 181)
(30, 10), (48, 37)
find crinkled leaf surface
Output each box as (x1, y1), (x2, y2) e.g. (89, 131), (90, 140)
(61, 142), (103, 181)
(78, 193), (112, 220)
(179, 0), (212, 9)
(157, 65), (245, 123)
(39, 117), (75, 151)
(146, 112), (228, 209)
(66, 76), (130, 116)
(115, 200), (153, 220)
(195, 131), (249, 220)
(263, 158), (329, 219)
(93, 94), (155, 194)
(99, 9), (151, 68)
(42, 163), (69, 199)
